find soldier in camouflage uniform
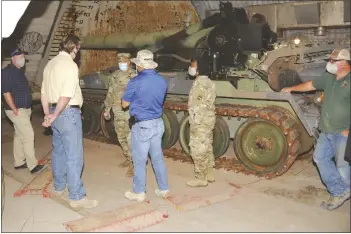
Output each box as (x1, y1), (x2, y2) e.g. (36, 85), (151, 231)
(104, 53), (137, 177)
(187, 71), (217, 187)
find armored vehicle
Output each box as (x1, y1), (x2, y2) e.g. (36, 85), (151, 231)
(78, 2), (349, 179)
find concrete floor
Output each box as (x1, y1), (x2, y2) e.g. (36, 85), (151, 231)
(1, 108), (350, 232)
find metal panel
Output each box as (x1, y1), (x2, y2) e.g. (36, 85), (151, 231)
(191, 0), (294, 20)
(320, 1), (347, 26)
(277, 2), (321, 28)
(247, 1), (351, 29)
(344, 0), (351, 22)
(246, 4), (278, 32)
(294, 3), (320, 25)
(283, 27), (351, 41)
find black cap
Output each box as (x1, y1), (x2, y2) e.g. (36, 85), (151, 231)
(10, 48), (24, 57)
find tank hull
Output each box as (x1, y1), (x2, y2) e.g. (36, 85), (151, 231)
(80, 66), (319, 179)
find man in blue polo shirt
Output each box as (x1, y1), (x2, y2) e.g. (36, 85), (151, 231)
(1, 48), (47, 174)
(121, 49), (170, 202)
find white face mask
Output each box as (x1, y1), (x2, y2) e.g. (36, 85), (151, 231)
(16, 57), (25, 68)
(326, 62), (338, 74)
(119, 62), (128, 71)
(188, 67), (197, 76)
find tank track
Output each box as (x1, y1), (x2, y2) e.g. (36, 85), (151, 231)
(83, 93), (301, 179)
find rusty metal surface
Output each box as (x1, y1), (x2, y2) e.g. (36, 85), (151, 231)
(82, 91), (301, 179)
(68, 1), (199, 76)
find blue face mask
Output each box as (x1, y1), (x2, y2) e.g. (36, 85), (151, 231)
(119, 63), (128, 71)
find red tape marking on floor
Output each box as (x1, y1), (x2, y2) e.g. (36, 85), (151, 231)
(64, 202), (167, 232)
(13, 149), (53, 198)
(166, 189), (239, 212)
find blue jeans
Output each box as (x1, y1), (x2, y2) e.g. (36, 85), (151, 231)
(131, 118), (168, 193)
(313, 132), (350, 196)
(50, 107), (86, 200)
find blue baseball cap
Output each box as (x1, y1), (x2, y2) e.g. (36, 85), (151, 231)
(10, 48), (24, 57)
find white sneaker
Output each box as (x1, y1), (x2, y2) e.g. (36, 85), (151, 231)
(69, 197), (99, 209)
(154, 189), (171, 199)
(52, 190), (64, 197)
(124, 191), (146, 202)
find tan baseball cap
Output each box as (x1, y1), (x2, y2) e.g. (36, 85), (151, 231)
(117, 53), (131, 62)
(329, 48), (350, 61)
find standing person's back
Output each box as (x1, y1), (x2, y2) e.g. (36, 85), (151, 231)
(128, 70), (167, 121)
(121, 50), (170, 202)
(41, 52), (82, 106)
(41, 34), (98, 209)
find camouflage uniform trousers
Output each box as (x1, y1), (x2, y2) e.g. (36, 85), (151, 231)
(189, 119), (216, 180)
(112, 106), (132, 162)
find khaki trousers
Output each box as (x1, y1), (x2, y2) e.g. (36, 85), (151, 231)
(5, 108), (37, 170)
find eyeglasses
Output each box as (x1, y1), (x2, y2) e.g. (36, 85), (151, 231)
(329, 59), (342, 63)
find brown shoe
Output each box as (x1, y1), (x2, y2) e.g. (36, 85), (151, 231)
(118, 159), (131, 168)
(125, 164), (134, 177)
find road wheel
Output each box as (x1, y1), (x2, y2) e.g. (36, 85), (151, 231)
(179, 115), (230, 158)
(215, 116), (231, 156)
(90, 103), (103, 134)
(81, 102), (99, 137)
(233, 118), (289, 174)
(162, 110), (180, 149)
(100, 109), (120, 145)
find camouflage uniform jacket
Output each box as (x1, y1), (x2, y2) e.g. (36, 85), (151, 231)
(104, 69), (137, 114)
(188, 76), (216, 126)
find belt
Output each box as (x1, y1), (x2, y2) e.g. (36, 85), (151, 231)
(136, 116), (162, 123)
(50, 103), (80, 109)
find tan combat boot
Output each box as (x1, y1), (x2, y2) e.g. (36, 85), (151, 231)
(69, 197), (99, 209)
(186, 179), (208, 187)
(125, 164), (134, 177)
(118, 159), (131, 168)
(207, 167), (215, 183)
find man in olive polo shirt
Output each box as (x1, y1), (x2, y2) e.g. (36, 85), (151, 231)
(281, 48), (350, 210)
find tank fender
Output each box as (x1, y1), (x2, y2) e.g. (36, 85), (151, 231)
(265, 92), (319, 138)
